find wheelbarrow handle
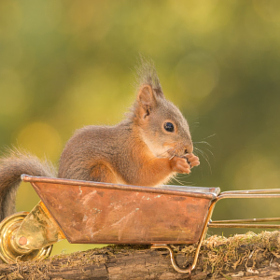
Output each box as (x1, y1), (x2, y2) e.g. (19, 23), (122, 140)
(218, 190), (280, 200)
(220, 188), (280, 196)
(209, 189), (280, 229)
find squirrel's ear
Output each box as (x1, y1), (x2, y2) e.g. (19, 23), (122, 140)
(137, 85), (156, 119)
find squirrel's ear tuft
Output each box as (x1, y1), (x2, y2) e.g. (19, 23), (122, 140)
(137, 85), (156, 119)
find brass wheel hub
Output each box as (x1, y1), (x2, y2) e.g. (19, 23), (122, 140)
(0, 212), (52, 263)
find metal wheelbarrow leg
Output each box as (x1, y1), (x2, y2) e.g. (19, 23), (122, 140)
(152, 200), (216, 274)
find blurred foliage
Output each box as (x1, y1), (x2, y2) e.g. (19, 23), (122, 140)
(1, 0), (280, 255)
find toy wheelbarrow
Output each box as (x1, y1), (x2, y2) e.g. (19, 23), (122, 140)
(1, 175), (280, 275)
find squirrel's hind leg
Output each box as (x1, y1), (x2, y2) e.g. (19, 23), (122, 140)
(89, 163), (119, 184)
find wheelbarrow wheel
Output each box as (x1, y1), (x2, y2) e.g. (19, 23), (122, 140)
(0, 212), (52, 263)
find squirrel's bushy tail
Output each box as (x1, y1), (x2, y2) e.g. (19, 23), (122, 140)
(0, 149), (56, 221)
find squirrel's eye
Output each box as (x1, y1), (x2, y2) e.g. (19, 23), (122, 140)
(164, 122), (175, 132)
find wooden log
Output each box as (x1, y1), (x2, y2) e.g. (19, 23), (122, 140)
(1, 231), (280, 279)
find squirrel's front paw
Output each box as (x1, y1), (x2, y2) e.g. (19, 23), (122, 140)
(184, 153), (200, 168)
(170, 157), (191, 174)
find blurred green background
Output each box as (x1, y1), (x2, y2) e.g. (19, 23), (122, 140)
(1, 0), (280, 256)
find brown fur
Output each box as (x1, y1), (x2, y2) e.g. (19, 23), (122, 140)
(0, 60), (199, 221)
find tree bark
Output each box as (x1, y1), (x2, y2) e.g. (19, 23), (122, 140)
(1, 231), (280, 279)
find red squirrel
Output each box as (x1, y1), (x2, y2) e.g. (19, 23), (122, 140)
(0, 60), (199, 221)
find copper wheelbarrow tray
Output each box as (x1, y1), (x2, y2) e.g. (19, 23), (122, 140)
(26, 175), (220, 245)
(1, 175), (280, 274)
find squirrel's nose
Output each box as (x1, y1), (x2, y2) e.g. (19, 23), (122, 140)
(184, 143), (193, 154)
